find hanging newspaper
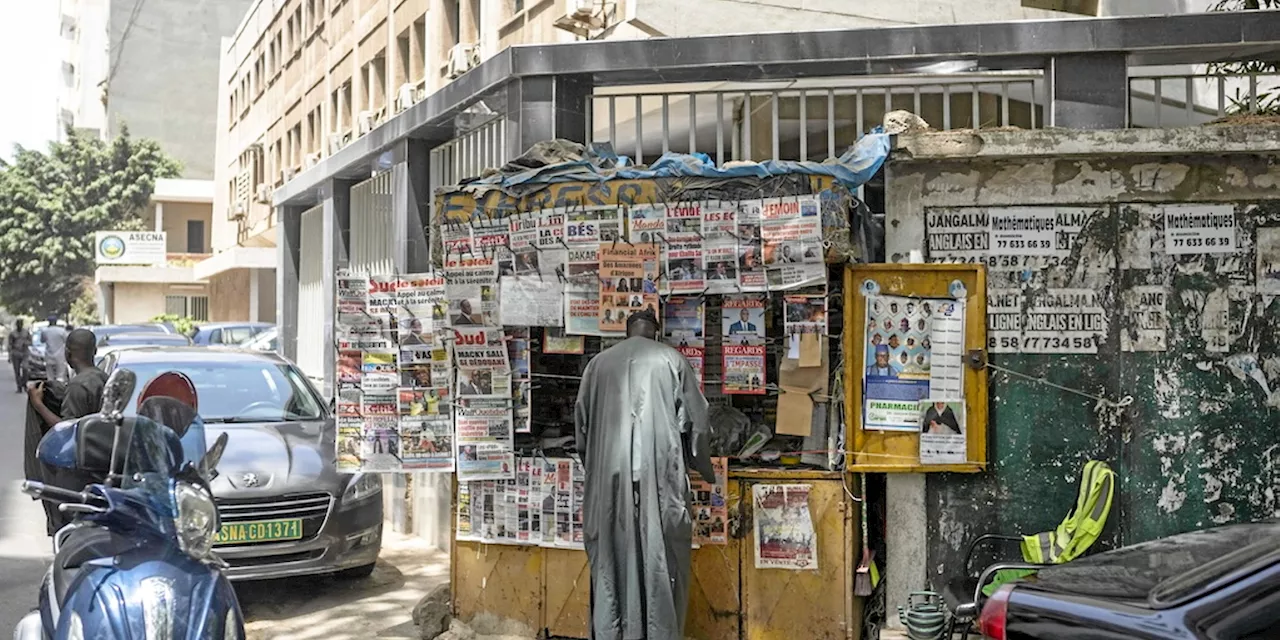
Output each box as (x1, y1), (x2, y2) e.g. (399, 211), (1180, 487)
(599, 243), (659, 332)
(783, 292), (827, 358)
(628, 203), (665, 244)
(336, 390), (362, 473)
(703, 202), (740, 294)
(453, 327), (511, 399)
(456, 481), (479, 541)
(361, 346), (398, 394)
(722, 296), (767, 395)
(554, 458), (575, 547)
(863, 295), (967, 431)
(761, 196), (825, 290)
(539, 458), (558, 546)
(665, 203), (705, 294)
(337, 272), (370, 328)
(565, 289), (604, 336)
(499, 276), (565, 327)
(536, 208), (568, 279)
(662, 297), (705, 390)
(508, 329), (533, 434)
(367, 275), (399, 320)
(571, 459), (586, 547)
(444, 255), (499, 327)
(399, 334), (450, 389)
(441, 218), (474, 257)
(565, 206), (622, 291)
(455, 397), (514, 481)
(690, 457), (729, 546)
(753, 484), (818, 570)
(397, 272), (448, 339)
(736, 200), (767, 290)
(398, 387), (454, 471)
(359, 391), (400, 472)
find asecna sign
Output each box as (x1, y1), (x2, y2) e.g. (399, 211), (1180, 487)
(94, 231), (167, 266)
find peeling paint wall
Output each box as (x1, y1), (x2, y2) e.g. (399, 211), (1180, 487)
(886, 128), (1280, 581)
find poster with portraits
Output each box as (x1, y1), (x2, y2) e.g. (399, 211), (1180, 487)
(722, 295), (767, 394)
(598, 243), (660, 332)
(862, 295), (966, 431)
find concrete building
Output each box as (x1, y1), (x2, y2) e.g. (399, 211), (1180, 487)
(57, 0), (254, 178)
(95, 179), (215, 324)
(207, 0), (1142, 361)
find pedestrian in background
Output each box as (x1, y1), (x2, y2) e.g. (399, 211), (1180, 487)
(40, 314), (69, 383)
(7, 319), (31, 392)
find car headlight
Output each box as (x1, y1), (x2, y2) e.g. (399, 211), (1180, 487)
(173, 481), (219, 562)
(341, 473), (382, 506)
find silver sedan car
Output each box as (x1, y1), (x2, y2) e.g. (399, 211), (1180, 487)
(98, 346), (383, 581)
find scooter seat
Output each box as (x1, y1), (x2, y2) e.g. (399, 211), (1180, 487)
(53, 527), (134, 605)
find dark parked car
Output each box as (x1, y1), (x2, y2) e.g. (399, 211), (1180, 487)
(98, 347), (382, 581)
(976, 522), (1280, 640)
(88, 323), (174, 343)
(190, 322), (273, 346)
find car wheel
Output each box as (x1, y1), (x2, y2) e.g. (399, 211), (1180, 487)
(335, 563), (377, 580)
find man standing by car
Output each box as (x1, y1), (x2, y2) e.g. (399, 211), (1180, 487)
(26, 329), (108, 534)
(8, 319), (31, 392)
(41, 314), (69, 383)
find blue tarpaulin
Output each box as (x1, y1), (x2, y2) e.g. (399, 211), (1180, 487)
(453, 129), (891, 195)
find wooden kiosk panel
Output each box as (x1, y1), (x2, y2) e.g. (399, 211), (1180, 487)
(685, 478), (745, 640)
(452, 541), (543, 631)
(844, 264), (989, 473)
(544, 548), (591, 638)
(741, 476), (857, 640)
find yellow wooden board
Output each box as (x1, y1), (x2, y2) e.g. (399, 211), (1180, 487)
(843, 264), (989, 473)
(741, 479), (855, 640)
(452, 541), (544, 632)
(686, 478), (745, 640)
(544, 547), (592, 638)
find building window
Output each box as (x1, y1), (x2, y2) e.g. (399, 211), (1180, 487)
(396, 29), (412, 90)
(413, 19), (426, 83)
(166, 295), (210, 321)
(187, 220), (206, 253)
(512, 0), (523, 13)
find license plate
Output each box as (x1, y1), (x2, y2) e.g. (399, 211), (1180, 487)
(215, 519), (303, 545)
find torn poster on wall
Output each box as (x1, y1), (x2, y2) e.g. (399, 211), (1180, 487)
(928, 206), (1109, 354)
(753, 484), (818, 570)
(1258, 227), (1280, 296)
(1121, 285), (1169, 352)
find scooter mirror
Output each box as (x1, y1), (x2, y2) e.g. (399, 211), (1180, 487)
(101, 369), (137, 418)
(199, 432), (229, 480)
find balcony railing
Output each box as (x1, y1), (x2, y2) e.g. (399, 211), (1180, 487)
(1128, 72), (1280, 128)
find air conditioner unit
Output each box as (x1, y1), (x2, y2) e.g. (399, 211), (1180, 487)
(254, 184), (272, 203)
(305, 152), (320, 168)
(447, 43), (480, 79)
(569, 0), (595, 19)
(357, 110), (375, 135)
(396, 83), (416, 112)
(554, 0), (605, 35)
(283, 167), (297, 181)
(229, 203), (247, 221)
(329, 133), (345, 155)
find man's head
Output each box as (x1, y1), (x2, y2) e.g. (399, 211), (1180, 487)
(934, 401), (946, 411)
(14, 319), (23, 330)
(782, 245), (793, 258)
(414, 368), (432, 385)
(409, 318), (423, 332)
(739, 309), (750, 323)
(459, 300), (473, 315)
(874, 344), (889, 367)
(46, 314), (58, 326)
(626, 309), (659, 339)
(65, 328), (97, 369)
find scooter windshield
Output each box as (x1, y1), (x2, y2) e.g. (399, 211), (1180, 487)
(117, 415), (186, 500)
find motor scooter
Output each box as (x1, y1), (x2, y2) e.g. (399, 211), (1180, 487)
(13, 368), (245, 640)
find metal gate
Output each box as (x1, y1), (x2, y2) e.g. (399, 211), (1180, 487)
(349, 171), (396, 276)
(296, 204), (325, 381)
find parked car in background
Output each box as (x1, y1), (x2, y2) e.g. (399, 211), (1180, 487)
(976, 521), (1280, 640)
(95, 332), (195, 367)
(87, 323), (174, 343)
(22, 321), (52, 381)
(239, 327), (278, 352)
(97, 347), (382, 581)
(189, 322), (273, 346)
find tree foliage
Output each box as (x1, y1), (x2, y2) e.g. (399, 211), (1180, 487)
(0, 128), (181, 316)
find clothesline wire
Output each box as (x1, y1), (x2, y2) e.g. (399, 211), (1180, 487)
(984, 362), (1133, 409)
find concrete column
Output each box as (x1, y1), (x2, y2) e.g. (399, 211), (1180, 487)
(97, 282), (113, 324)
(155, 201), (164, 233)
(885, 474), (928, 629)
(1048, 53), (1128, 130)
(248, 268), (260, 322)
(321, 179), (355, 399)
(503, 74), (592, 160)
(277, 205), (304, 363)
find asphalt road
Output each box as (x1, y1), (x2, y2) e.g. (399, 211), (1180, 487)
(0, 358), (53, 634)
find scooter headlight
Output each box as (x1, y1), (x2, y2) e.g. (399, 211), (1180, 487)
(173, 481), (219, 561)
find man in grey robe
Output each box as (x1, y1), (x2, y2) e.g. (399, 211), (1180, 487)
(574, 309), (716, 640)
